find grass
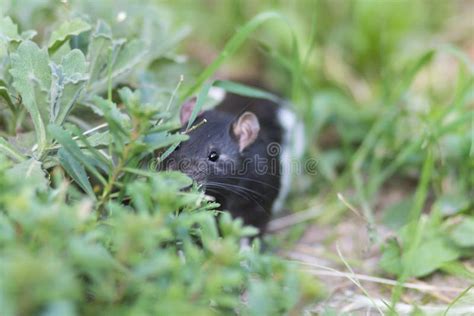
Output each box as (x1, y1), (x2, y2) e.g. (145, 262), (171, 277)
(173, 0), (474, 313)
(1, 0), (473, 314)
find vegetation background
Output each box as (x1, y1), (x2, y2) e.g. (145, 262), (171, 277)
(0, 0), (473, 315)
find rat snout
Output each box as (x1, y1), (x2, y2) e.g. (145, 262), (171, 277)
(162, 155), (209, 185)
(179, 158), (209, 185)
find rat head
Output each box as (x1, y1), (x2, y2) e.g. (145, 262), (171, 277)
(163, 98), (260, 186)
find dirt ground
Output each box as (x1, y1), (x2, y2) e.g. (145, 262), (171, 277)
(269, 184), (474, 315)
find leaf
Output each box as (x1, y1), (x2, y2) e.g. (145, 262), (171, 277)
(80, 130), (111, 148)
(433, 194), (471, 216)
(86, 21), (147, 96)
(6, 158), (48, 190)
(49, 49), (89, 125)
(109, 39), (147, 81)
(48, 18), (91, 55)
(9, 40), (51, 155)
(0, 79), (15, 113)
(21, 30), (37, 41)
(379, 238), (403, 275)
(441, 262), (474, 281)
(248, 280), (273, 315)
(403, 237), (460, 277)
(86, 21), (113, 85)
(0, 136), (26, 162)
(0, 16), (22, 43)
(48, 124), (106, 186)
(382, 196), (414, 229)
(449, 217), (474, 247)
(58, 148), (95, 198)
(381, 235), (461, 278)
(92, 96), (129, 136)
(88, 38), (147, 95)
(144, 132), (188, 152)
(186, 80), (213, 130)
(6, 131), (37, 154)
(214, 80), (280, 102)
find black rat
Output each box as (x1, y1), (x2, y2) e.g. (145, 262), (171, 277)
(163, 88), (302, 234)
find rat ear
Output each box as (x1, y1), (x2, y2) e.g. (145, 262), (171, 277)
(232, 111), (260, 152)
(180, 97), (197, 125)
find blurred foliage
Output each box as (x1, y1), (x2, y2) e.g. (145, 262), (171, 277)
(0, 3), (322, 315)
(0, 0), (473, 314)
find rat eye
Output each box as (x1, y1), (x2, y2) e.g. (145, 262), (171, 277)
(208, 151), (219, 162)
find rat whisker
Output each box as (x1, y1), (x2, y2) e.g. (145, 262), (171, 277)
(209, 181), (267, 199)
(221, 183), (267, 199)
(206, 182), (253, 203)
(213, 175), (280, 191)
(206, 182), (269, 215)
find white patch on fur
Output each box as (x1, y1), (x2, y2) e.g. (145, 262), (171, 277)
(293, 120), (305, 160)
(272, 106), (305, 213)
(208, 87), (226, 103)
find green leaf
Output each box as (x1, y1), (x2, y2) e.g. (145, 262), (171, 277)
(379, 238), (403, 275)
(144, 132), (188, 152)
(21, 30), (37, 41)
(0, 79), (16, 114)
(248, 280), (273, 315)
(186, 80), (213, 130)
(214, 80), (280, 102)
(58, 148), (95, 198)
(382, 196), (414, 229)
(441, 262), (474, 281)
(0, 136), (26, 162)
(9, 40), (51, 156)
(92, 96), (129, 137)
(449, 217), (474, 248)
(0, 16), (22, 43)
(86, 21), (113, 85)
(48, 18), (91, 55)
(6, 158), (48, 191)
(433, 194), (471, 216)
(381, 235), (461, 278)
(86, 21), (147, 96)
(80, 130), (111, 148)
(48, 124), (106, 186)
(50, 49), (89, 125)
(404, 237), (460, 277)
(109, 39), (147, 82)
(88, 38), (147, 95)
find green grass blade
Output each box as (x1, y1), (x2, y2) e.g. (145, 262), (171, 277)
(180, 11), (287, 101)
(443, 285), (473, 316)
(390, 149), (435, 309)
(186, 80), (213, 130)
(214, 80), (280, 102)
